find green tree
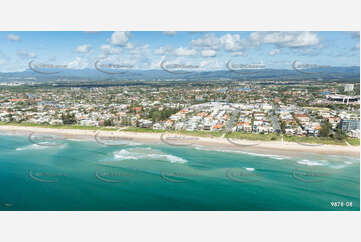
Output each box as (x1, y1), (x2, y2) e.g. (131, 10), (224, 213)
(280, 121), (286, 134)
(319, 120), (332, 137)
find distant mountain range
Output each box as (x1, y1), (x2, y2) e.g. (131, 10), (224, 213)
(0, 66), (359, 82)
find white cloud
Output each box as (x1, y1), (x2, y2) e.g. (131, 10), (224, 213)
(100, 44), (122, 56)
(16, 50), (36, 59)
(0, 59), (7, 65)
(199, 59), (222, 70)
(76, 44), (92, 53)
(191, 33), (251, 52)
(67, 57), (89, 69)
(163, 31), (177, 36)
(175, 47), (197, 56)
(97, 54), (136, 67)
(191, 33), (221, 49)
(154, 46), (172, 55)
(230, 51), (248, 56)
(219, 34), (246, 51)
(249, 31), (320, 48)
(7, 34), (20, 41)
(191, 32), (321, 54)
(128, 44), (150, 56)
(125, 43), (134, 49)
(191, 33), (246, 52)
(201, 49), (216, 57)
(149, 57), (166, 69)
(268, 49), (280, 56)
(110, 31), (130, 46)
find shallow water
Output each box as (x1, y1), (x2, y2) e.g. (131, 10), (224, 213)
(0, 134), (359, 211)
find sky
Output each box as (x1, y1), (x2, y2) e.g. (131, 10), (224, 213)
(0, 31), (359, 72)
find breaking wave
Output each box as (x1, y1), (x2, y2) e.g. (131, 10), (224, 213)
(16, 143), (66, 151)
(194, 146), (288, 160)
(113, 147), (187, 163)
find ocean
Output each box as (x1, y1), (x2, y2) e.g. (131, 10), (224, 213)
(0, 133), (359, 211)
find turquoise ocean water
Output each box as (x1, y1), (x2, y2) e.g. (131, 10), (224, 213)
(0, 133), (359, 211)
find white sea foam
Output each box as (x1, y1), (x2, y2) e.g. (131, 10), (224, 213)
(297, 159), (329, 166)
(125, 141), (142, 146)
(327, 159), (355, 169)
(16, 143), (66, 151)
(329, 164), (347, 169)
(194, 146), (288, 160)
(113, 149), (138, 160)
(113, 147), (187, 163)
(296, 155), (357, 169)
(16, 144), (47, 151)
(240, 151), (288, 160)
(245, 167), (255, 171)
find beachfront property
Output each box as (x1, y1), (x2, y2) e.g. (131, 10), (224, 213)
(0, 81), (360, 140)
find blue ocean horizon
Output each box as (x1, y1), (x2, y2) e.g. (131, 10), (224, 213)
(0, 133), (359, 211)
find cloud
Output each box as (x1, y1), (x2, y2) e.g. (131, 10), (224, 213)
(295, 49), (322, 56)
(125, 43), (134, 49)
(175, 47), (197, 56)
(110, 31), (130, 46)
(0, 59), (7, 65)
(67, 57), (89, 69)
(76, 44), (92, 53)
(16, 50), (36, 59)
(249, 31), (320, 48)
(219, 34), (246, 51)
(163, 31), (177, 36)
(100, 44), (122, 56)
(191, 33), (221, 49)
(268, 49), (280, 56)
(198, 60), (222, 70)
(104, 44), (152, 69)
(7, 34), (20, 41)
(128, 44), (150, 56)
(201, 49), (216, 57)
(191, 33), (248, 52)
(191, 32), (321, 54)
(230, 51), (248, 56)
(154, 46), (172, 55)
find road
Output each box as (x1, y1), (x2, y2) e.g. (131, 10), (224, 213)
(270, 103), (280, 132)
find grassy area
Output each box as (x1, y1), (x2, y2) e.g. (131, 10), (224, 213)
(304, 107), (330, 112)
(123, 127), (223, 137)
(0, 122), (117, 131)
(225, 132), (281, 141)
(1, 122), (359, 146)
(177, 130), (223, 138)
(122, 127), (166, 133)
(0, 122), (223, 137)
(283, 135), (348, 146)
(346, 138), (360, 146)
(225, 132), (359, 146)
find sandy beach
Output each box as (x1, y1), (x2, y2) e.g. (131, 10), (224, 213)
(0, 125), (359, 158)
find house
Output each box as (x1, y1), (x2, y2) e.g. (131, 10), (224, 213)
(294, 113), (310, 123)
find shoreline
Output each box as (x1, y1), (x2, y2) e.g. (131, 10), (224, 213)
(0, 125), (359, 158)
